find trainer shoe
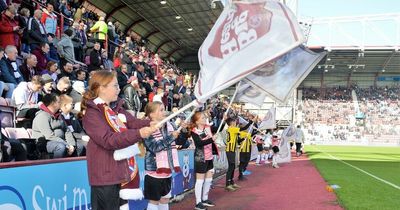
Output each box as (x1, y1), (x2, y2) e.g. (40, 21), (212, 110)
(232, 183), (241, 189)
(202, 200), (215, 207)
(272, 163), (280, 168)
(243, 170), (252, 175)
(195, 202), (207, 210)
(225, 185), (236, 191)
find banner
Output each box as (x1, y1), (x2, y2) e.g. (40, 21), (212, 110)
(258, 107), (276, 129)
(195, 0), (305, 102)
(235, 81), (266, 107)
(245, 45), (326, 103)
(0, 160), (91, 210)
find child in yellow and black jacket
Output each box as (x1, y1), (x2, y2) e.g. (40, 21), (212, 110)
(224, 118), (252, 191)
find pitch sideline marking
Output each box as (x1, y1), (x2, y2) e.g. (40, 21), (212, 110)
(312, 146), (400, 190)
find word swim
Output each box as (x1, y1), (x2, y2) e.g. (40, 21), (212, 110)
(32, 184), (89, 210)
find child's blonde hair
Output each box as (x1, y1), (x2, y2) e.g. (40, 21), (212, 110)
(60, 94), (73, 105)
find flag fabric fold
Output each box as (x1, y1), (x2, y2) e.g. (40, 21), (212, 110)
(235, 80), (267, 107)
(258, 107), (276, 129)
(244, 45), (327, 103)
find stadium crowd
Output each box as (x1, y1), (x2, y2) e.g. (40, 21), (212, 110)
(0, 0), (204, 163)
(299, 86), (400, 143)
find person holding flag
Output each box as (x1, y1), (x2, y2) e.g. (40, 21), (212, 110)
(190, 111), (219, 210)
(81, 70), (157, 210)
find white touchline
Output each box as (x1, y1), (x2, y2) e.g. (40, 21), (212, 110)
(313, 146), (400, 190)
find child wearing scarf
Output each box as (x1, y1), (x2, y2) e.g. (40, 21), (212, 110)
(143, 101), (182, 210)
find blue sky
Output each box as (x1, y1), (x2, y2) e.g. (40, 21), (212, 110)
(298, 0), (400, 17)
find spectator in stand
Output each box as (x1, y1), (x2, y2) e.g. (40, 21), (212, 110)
(102, 49), (113, 71)
(18, 8), (31, 53)
(12, 75), (43, 127)
(90, 16), (108, 48)
(28, 9), (47, 51)
(78, 21), (87, 47)
(42, 61), (59, 82)
(174, 81), (187, 95)
(117, 63), (130, 90)
(0, 47), (15, 98)
(88, 42), (103, 72)
(58, 62), (76, 81)
(0, 0), (7, 14)
(41, 3), (57, 35)
(46, 33), (59, 62)
(58, 94), (87, 149)
(31, 42), (49, 73)
(55, 76), (72, 95)
(0, 130), (27, 162)
(122, 76), (142, 117)
(75, 69), (87, 87)
(20, 54), (39, 81)
(179, 89), (193, 110)
(0, 4), (20, 49)
(73, 6), (85, 22)
(0, 45), (24, 85)
(70, 80), (84, 107)
(32, 93), (82, 158)
(59, 0), (72, 31)
(58, 29), (79, 66)
(70, 22), (84, 63)
(38, 74), (54, 100)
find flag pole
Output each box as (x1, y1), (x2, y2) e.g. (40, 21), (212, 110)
(215, 81), (241, 135)
(156, 86), (224, 127)
(177, 108), (197, 132)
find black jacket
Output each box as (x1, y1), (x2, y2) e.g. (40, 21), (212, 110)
(27, 17), (47, 45)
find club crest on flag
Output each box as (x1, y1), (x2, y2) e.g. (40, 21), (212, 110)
(208, 2), (272, 59)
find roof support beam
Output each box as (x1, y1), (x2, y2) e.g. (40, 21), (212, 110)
(167, 48), (181, 58)
(144, 30), (160, 39)
(105, 5), (127, 21)
(156, 40), (173, 53)
(124, 18), (145, 34)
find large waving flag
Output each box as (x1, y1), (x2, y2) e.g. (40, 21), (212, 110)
(244, 45), (326, 103)
(258, 107), (276, 129)
(235, 81), (267, 107)
(194, 0), (305, 102)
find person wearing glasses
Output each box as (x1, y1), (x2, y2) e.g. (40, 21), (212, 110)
(80, 70), (158, 210)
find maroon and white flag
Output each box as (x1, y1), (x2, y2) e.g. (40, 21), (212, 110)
(194, 0), (304, 102)
(245, 45), (326, 103)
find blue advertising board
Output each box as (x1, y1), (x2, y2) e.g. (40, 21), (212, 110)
(0, 160), (90, 210)
(0, 149), (195, 210)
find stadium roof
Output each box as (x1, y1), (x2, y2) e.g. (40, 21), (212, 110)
(309, 48), (400, 75)
(87, 0), (224, 71)
(87, 0), (399, 78)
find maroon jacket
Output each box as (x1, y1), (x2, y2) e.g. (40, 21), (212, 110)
(82, 99), (150, 186)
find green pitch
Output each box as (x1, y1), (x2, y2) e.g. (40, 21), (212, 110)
(305, 145), (400, 210)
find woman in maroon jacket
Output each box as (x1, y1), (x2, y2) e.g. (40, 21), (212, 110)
(80, 70), (157, 210)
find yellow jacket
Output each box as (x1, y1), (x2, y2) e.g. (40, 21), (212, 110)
(90, 20), (108, 40)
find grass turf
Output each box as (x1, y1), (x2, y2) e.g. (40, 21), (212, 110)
(305, 145), (400, 210)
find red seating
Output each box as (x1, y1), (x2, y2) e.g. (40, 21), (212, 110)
(4, 127), (31, 139)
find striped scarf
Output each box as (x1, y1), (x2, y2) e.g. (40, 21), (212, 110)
(153, 122), (181, 174)
(94, 98), (140, 189)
